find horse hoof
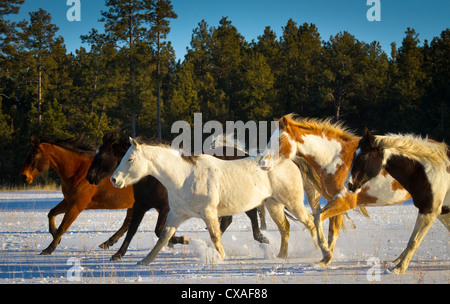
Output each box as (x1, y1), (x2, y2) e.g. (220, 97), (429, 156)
(137, 260), (149, 266)
(389, 265), (406, 274)
(40, 250), (52, 256)
(98, 243), (110, 250)
(317, 253), (332, 266)
(182, 237), (189, 244)
(110, 254), (122, 261)
(256, 237), (270, 244)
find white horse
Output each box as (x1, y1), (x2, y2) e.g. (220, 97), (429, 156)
(110, 137), (317, 265)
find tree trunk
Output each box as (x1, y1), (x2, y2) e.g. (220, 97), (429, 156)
(128, 7), (136, 138)
(157, 30), (162, 141)
(335, 73), (343, 120)
(38, 64), (42, 127)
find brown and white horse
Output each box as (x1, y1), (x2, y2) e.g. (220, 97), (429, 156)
(259, 114), (411, 266)
(347, 128), (450, 273)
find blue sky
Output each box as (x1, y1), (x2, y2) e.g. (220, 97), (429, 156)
(8, 0), (450, 60)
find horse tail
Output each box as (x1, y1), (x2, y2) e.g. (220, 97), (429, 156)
(293, 156), (323, 198)
(355, 206), (370, 219)
(284, 208), (297, 222)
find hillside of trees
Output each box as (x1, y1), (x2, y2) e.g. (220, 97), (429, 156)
(0, 0), (449, 185)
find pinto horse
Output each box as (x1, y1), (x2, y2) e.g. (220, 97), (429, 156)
(21, 136), (137, 255)
(111, 137), (317, 265)
(347, 128), (450, 273)
(259, 114), (412, 266)
(86, 131), (268, 260)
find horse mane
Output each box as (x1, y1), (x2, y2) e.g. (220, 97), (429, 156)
(38, 135), (97, 156)
(212, 133), (247, 153)
(101, 130), (130, 154)
(134, 136), (199, 165)
(282, 113), (357, 141)
(375, 133), (449, 168)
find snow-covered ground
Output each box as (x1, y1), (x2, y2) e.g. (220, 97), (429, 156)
(0, 190), (448, 284)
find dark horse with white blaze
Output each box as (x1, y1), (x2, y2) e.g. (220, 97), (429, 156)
(86, 131), (268, 260)
(347, 128), (450, 273)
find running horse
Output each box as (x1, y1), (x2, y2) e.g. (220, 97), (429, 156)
(110, 137), (317, 265)
(347, 128), (450, 273)
(20, 136), (186, 255)
(86, 131), (268, 260)
(259, 114), (412, 266)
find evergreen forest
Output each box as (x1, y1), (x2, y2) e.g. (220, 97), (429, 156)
(1, 0), (449, 185)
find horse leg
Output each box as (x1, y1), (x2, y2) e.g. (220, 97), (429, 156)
(245, 207), (269, 244)
(265, 198), (290, 259)
(111, 201), (149, 260)
(437, 193), (450, 232)
(390, 211), (438, 274)
(219, 216), (233, 234)
(323, 214), (344, 265)
(99, 208), (133, 250)
(137, 210), (187, 265)
(258, 205), (267, 230)
(48, 199), (68, 237)
(283, 198), (317, 247)
(303, 181), (322, 250)
(315, 192), (358, 266)
(437, 213), (450, 232)
(304, 179), (321, 215)
(203, 208), (226, 261)
(40, 202), (87, 255)
(155, 206), (189, 246)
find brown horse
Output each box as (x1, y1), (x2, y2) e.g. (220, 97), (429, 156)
(20, 136), (184, 255)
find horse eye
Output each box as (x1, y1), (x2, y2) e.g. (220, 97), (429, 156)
(128, 158), (133, 162)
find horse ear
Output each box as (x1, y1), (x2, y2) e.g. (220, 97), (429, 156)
(129, 137), (139, 148)
(278, 116), (287, 129)
(363, 127), (375, 146)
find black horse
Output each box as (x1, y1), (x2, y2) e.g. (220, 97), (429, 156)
(86, 131), (268, 261)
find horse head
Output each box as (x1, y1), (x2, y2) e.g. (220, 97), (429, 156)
(86, 130), (129, 185)
(259, 116), (294, 170)
(110, 137), (147, 189)
(346, 128), (384, 194)
(20, 137), (50, 184)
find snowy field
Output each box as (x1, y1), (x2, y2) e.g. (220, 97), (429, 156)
(0, 190), (448, 285)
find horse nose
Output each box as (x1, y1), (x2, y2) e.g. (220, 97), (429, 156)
(346, 182), (357, 194)
(111, 177), (117, 185)
(258, 158), (271, 171)
(346, 182), (353, 191)
(86, 170), (95, 184)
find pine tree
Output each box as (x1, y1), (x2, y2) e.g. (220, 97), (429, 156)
(278, 21), (323, 116)
(236, 52), (274, 120)
(143, 0), (177, 140)
(389, 28), (427, 132)
(0, 0), (24, 144)
(322, 31), (367, 119)
(97, 0), (147, 137)
(21, 8), (59, 129)
(421, 28), (450, 140)
(211, 17), (247, 120)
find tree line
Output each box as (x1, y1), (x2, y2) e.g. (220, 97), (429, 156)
(0, 0), (449, 185)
